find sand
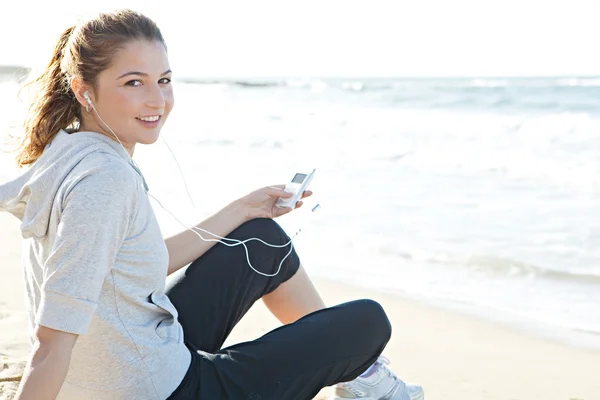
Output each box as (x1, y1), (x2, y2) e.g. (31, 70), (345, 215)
(1, 212), (599, 400)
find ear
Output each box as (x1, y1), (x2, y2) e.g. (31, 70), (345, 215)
(70, 76), (93, 109)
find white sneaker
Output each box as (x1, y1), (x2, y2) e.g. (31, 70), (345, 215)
(329, 356), (424, 400)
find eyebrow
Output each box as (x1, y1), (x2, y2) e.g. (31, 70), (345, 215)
(117, 69), (172, 80)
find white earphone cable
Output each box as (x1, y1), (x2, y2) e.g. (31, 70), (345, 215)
(85, 93), (297, 276)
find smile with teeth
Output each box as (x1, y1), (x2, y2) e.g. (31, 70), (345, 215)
(137, 115), (161, 122)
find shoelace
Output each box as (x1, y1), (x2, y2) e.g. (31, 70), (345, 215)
(376, 356), (398, 382)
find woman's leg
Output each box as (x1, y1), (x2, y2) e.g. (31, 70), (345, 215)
(165, 217), (302, 353)
(165, 218), (391, 399)
(261, 262), (326, 324)
(202, 299), (391, 400)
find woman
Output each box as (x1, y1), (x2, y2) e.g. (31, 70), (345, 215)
(0, 9), (424, 400)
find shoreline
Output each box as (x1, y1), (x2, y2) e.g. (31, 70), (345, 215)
(307, 273), (600, 354)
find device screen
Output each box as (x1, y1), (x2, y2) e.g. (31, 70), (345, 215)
(292, 173), (307, 184)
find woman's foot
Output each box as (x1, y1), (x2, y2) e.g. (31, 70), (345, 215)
(329, 356), (424, 400)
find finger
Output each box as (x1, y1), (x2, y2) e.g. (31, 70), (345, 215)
(266, 186), (292, 198)
(295, 201), (304, 209)
(268, 184), (286, 190)
(300, 190), (313, 199)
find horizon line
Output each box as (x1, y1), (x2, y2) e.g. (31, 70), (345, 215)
(2, 64), (600, 81)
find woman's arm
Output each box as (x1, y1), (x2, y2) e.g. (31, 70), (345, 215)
(164, 185), (309, 276)
(15, 326), (78, 400)
(165, 199), (248, 276)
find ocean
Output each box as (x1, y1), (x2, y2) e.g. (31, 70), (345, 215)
(2, 68), (600, 350)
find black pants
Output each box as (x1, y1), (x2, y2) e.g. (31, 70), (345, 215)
(165, 218), (392, 400)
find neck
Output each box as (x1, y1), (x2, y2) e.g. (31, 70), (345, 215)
(79, 121), (135, 157)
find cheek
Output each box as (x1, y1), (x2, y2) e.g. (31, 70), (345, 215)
(164, 88), (175, 115)
(109, 91), (141, 119)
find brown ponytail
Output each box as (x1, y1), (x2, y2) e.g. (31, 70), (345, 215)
(16, 26), (80, 168)
(14, 9), (166, 168)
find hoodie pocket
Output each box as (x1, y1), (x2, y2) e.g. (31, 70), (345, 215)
(149, 290), (182, 342)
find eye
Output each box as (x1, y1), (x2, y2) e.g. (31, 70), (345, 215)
(159, 77), (172, 84)
(125, 80), (142, 87)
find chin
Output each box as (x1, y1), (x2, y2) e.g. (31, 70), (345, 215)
(136, 131), (161, 145)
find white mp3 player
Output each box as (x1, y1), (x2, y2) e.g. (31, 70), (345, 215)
(275, 168), (316, 209)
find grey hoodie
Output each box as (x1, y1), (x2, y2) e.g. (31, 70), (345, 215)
(0, 130), (190, 399)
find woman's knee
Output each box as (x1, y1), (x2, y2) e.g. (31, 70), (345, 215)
(230, 218), (299, 278)
(231, 218), (288, 244)
(345, 299), (392, 350)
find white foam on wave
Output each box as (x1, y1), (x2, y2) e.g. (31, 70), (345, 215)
(556, 77), (600, 87)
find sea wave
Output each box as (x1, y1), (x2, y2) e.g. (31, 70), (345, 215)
(0, 65), (29, 82)
(393, 249), (600, 284)
(170, 75), (600, 115)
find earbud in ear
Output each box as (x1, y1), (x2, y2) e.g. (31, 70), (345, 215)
(83, 91), (92, 104)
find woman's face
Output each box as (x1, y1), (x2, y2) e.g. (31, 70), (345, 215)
(81, 39), (173, 155)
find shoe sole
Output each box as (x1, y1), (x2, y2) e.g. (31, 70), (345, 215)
(411, 391), (425, 400)
(329, 391), (424, 400)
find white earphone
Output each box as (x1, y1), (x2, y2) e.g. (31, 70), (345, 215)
(82, 91), (93, 113)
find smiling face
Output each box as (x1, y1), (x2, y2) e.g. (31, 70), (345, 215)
(78, 39), (174, 155)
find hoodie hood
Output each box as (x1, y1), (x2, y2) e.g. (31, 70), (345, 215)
(0, 130), (135, 239)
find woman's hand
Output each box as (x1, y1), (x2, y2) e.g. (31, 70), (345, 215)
(240, 185), (313, 220)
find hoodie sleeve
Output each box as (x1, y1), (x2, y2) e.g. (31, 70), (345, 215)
(37, 161), (137, 334)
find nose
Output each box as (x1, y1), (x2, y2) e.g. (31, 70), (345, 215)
(146, 83), (165, 109)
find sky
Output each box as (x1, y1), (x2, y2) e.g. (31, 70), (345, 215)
(1, 0), (599, 78)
